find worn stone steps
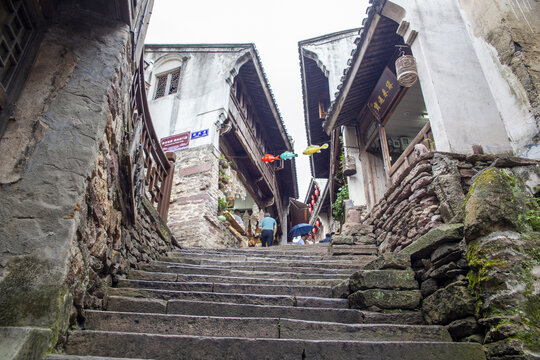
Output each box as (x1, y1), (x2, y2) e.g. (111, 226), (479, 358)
(166, 250), (373, 263)
(117, 279), (333, 297)
(161, 255), (371, 269)
(109, 287), (350, 308)
(128, 269), (343, 286)
(57, 246), (486, 360)
(139, 262), (352, 278)
(64, 330), (486, 360)
(45, 355), (151, 360)
(105, 296), (425, 325)
(153, 260), (361, 274)
(83, 310), (450, 341)
(330, 244), (378, 256)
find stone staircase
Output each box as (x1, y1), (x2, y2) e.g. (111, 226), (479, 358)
(46, 244), (486, 360)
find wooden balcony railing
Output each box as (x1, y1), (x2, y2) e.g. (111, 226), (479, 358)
(389, 121), (434, 183)
(129, 55), (175, 222)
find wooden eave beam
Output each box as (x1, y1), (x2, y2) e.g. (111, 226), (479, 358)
(324, 13), (381, 135)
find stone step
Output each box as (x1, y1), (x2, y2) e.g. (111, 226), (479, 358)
(162, 255), (371, 269)
(117, 279), (333, 297)
(167, 250), (371, 264)
(65, 330), (487, 360)
(108, 288), (349, 308)
(139, 262), (351, 279)
(330, 245), (378, 256)
(105, 296), (425, 325)
(83, 310), (449, 342)
(154, 260), (360, 274)
(128, 269), (343, 287)
(45, 355), (151, 360)
(176, 246), (333, 257)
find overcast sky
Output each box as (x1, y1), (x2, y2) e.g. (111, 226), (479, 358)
(145, 0), (369, 199)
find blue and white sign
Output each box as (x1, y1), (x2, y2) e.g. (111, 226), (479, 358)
(191, 129), (209, 140)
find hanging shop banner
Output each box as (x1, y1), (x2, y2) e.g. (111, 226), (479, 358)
(160, 131), (190, 152)
(367, 67), (401, 120)
(191, 129), (209, 139)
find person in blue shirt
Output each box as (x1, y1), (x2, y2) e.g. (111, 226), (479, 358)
(258, 212), (277, 247)
(320, 233), (332, 243)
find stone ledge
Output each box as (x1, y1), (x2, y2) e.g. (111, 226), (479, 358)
(399, 223), (463, 260)
(0, 327), (52, 360)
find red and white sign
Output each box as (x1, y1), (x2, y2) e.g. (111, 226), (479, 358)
(160, 131), (190, 152)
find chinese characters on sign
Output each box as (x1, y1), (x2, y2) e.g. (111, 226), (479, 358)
(367, 67), (400, 120)
(160, 131), (190, 152)
(191, 129), (209, 139)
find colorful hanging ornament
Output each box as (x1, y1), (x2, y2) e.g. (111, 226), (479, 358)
(279, 151), (298, 160)
(302, 143), (329, 155)
(261, 154), (281, 163)
(315, 189), (319, 196)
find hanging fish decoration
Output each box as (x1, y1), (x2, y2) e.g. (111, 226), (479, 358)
(261, 154), (281, 163)
(302, 143), (329, 155)
(279, 151), (298, 160)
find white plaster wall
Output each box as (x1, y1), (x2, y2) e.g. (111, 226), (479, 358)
(457, 0), (540, 158)
(145, 48), (249, 152)
(388, 0), (513, 155)
(343, 126), (367, 207)
(303, 31), (359, 102)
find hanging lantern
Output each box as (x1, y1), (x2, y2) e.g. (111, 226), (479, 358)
(315, 189), (319, 196)
(314, 184), (318, 189)
(395, 48), (418, 87)
(316, 220), (321, 227)
(311, 194), (315, 200)
(313, 227), (317, 233)
(309, 207), (313, 213)
(311, 199), (315, 205)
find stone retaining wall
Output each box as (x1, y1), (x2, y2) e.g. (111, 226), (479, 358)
(168, 145), (241, 248)
(0, 5), (176, 350)
(365, 152), (538, 254)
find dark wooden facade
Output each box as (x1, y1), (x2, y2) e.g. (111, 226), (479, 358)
(220, 48), (297, 239)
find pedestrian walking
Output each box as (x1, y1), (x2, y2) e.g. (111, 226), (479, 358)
(258, 212), (276, 247)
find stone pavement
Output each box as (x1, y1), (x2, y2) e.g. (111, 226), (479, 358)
(46, 244), (486, 359)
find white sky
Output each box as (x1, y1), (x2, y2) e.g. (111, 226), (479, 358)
(145, 0), (369, 199)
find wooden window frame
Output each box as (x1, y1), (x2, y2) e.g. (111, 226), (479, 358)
(0, 0), (42, 140)
(153, 68), (180, 99)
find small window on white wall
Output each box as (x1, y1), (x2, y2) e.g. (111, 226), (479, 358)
(154, 68), (180, 99)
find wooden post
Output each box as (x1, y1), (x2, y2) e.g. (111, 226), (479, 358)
(378, 124), (392, 187)
(158, 152), (175, 222)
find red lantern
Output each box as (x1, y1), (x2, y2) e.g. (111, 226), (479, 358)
(311, 194), (315, 199)
(313, 227), (317, 233)
(316, 220), (321, 227)
(314, 184), (318, 189)
(309, 207), (313, 213)
(311, 199), (315, 205)
(315, 189), (319, 196)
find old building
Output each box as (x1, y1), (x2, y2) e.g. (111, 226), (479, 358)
(298, 29), (359, 239)
(323, 0), (539, 209)
(144, 44), (298, 247)
(299, 1), (539, 358)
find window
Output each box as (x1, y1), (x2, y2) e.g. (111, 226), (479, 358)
(0, 0), (39, 140)
(0, 0), (35, 104)
(154, 68), (180, 99)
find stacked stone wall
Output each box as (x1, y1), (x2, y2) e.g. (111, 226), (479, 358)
(365, 152), (538, 253)
(167, 145), (240, 248)
(367, 157), (539, 358)
(0, 5), (176, 351)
